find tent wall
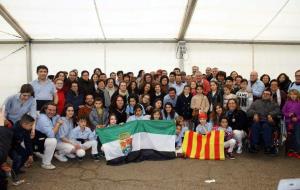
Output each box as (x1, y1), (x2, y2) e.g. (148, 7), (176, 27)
(186, 43), (299, 79)
(1, 42), (299, 104)
(31, 43), (179, 77)
(0, 44), (27, 104)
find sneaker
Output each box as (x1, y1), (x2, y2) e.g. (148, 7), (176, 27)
(41, 164), (56, 170)
(236, 146), (243, 154)
(54, 153), (68, 162)
(12, 179), (25, 186)
(288, 152), (300, 158)
(91, 154), (100, 161)
(227, 152), (235, 160)
(65, 153), (76, 159)
(77, 157), (84, 161)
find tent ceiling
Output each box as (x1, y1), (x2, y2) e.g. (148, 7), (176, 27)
(0, 0), (299, 42)
(0, 14), (21, 40)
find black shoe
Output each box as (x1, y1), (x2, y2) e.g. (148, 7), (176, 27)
(99, 151), (105, 158)
(91, 154), (100, 161)
(249, 145), (259, 153)
(226, 152), (235, 160)
(264, 147), (272, 154)
(77, 156), (84, 161)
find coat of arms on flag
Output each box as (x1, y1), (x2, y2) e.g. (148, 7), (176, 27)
(119, 132), (132, 156)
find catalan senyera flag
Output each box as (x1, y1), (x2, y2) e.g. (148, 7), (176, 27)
(182, 130), (225, 160)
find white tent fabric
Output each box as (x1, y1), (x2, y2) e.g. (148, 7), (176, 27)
(0, 15), (20, 40)
(1, 0), (299, 41)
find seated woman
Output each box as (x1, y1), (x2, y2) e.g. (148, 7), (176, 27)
(226, 99), (248, 154)
(161, 102), (178, 121)
(127, 104), (150, 122)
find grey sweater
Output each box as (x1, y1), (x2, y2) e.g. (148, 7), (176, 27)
(247, 99), (280, 120)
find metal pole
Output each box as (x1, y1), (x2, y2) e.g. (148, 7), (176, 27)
(26, 42), (32, 82)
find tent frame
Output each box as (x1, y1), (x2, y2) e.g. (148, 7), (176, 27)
(1, 0), (300, 82)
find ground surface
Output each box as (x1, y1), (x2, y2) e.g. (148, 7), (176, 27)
(9, 152), (300, 190)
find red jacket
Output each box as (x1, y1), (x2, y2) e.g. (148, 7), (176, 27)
(56, 89), (65, 115)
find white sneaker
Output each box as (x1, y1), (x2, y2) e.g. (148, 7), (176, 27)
(41, 163), (56, 170)
(236, 146), (243, 154)
(54, 152), (68, 162)
(65, 153), (76, 159)
(34, 152), (44, 159)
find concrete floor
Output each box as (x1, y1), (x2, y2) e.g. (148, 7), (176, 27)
(9, 152), (300, 190)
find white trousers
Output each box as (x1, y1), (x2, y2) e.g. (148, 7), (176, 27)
(43, 138), (57, 165)
(233, 130), (246, 148)
(56, 140), (98, 156)
(224, 139), (236, 153)
(81, 140), (98, 155)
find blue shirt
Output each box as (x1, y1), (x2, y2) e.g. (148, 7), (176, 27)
(36, 113), (60, 138)
(173, 83), (185, 96)
(248, 80), (265, 98)
(163, 94), (178, 107)
(70, 126), (96, 142)
(4, 94), (37, 124)
(195, 123), (212, 135)
(56, 117), (74, 142)
(30, 79), (56, 100)
(288, 82), (300, 92)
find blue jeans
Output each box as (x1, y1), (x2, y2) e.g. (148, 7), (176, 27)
(9, 146), (29, 175)
(251, 121), (273, 147)
(293, 123), (300, 152)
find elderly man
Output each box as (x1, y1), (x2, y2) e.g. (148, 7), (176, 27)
(289, 69), (300, 92)
(248, 71), (265, 100)
(205, 67), (213, 81)
(192, 66), (199, 76)
(194, 71), (210, 95)
(247, 89), (281, 154)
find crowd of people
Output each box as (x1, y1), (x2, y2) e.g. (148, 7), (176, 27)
(1, 65), (300, 188)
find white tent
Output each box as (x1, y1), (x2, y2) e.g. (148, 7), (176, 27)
(0, 0), (300, 103)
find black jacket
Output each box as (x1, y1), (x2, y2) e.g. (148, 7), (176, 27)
(175, 94), (193, 120)
(11, 122), (33, 156)
(0, 126), (13, 165)
(226, 110), (249, 132)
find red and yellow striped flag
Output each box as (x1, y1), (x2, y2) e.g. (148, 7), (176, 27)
(182, 130), (225, 160)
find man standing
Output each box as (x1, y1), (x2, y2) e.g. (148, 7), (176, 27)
(163, 87), (178, 107)
(173, 75), (185, 96)
(30, 65), (57, 111)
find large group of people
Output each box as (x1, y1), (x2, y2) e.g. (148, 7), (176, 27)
(1, 64), (300, 188)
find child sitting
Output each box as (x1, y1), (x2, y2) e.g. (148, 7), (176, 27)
(175, 116), (185, 149)
(214, 117), (236, 159)
(125, 95), (145, 116)
(282, 89), (300, 158)
(127, 104), (150, 122)
(195, 112), (212, 135)
(106, 114), (118, 127)
(70, 116), (100, 161)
